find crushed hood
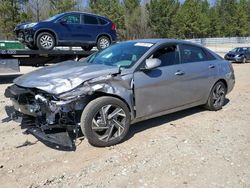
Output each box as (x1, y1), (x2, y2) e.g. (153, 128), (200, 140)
(14, 61), (120, 95)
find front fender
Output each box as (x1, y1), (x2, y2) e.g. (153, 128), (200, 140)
(86, 75), (135, 120)
(34, 28), (59, 45)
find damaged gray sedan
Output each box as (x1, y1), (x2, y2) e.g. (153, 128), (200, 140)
(5, 39), (235, 148)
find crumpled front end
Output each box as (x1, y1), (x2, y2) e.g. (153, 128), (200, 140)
(4, 73), (135, 150)
(14, 22), (37, 44)
(4, 84), (87, 150)
(5, 85), (86, 125)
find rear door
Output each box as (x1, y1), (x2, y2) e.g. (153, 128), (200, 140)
(177, 44), (217, 103)
(81, 14), (102, 42)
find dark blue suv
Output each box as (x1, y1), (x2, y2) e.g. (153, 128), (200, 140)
(14, 12), (117, 51)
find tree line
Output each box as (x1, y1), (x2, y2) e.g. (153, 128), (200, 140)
(0, 0), (250, 40)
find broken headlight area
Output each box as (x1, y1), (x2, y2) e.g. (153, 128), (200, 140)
(5, 84), (88, 150)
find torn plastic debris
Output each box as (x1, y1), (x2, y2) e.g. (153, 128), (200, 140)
(26, 127), (76, 151)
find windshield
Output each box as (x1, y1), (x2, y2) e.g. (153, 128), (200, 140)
(45, 13), (64, 21)
(82, 41), (154, 68)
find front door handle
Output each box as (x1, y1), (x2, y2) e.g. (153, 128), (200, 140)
(209, 64), (215, 69)
(175, 70), (185, 76)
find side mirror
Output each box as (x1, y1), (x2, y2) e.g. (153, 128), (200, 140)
(141, 58), (161, 71)
(59, 20), (67, 25)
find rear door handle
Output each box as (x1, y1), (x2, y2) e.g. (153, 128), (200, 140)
(209, 64), (215, 69)
(175, 70), (185, 76)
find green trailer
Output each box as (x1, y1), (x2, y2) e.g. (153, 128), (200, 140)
(0, 41), (25, 50)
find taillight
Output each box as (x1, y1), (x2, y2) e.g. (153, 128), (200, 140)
(111, 23), (116, 31)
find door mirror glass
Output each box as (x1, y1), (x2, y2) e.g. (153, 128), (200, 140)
(144, 58), (161, 70)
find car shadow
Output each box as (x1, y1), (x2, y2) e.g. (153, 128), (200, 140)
(2, 99), (230, 151)
(0, 74), (22, 84)
(124, 98), (230, 141)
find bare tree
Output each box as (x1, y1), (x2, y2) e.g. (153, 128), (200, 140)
(28, 0), (50, 22)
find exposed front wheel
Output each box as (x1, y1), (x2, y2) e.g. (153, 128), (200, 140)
(37, 32), (55, 50)
(204, 81), (226, 111)
(97, 36), (111, 50)
(81, 97), (130, 147)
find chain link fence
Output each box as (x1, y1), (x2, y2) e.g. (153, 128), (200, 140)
(187, 37), (250, 55)
(187, 37), (250, 46)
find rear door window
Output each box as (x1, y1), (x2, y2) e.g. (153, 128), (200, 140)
(180, 44), (212, 63)
(84, 15), (99, 25)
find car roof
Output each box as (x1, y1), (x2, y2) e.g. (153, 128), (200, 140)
(64, 11), (108, 20)
(127, 38), (203, 47)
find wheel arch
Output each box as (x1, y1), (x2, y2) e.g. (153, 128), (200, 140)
(215, 79), (228, 93)
(34, 29), (58, 45)
(96, 33), (112, 43)
(90, 91), (135, 119)
(205, 78), (228, 104)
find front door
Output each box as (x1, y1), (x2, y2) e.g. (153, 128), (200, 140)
(55, 13), (83, 43)
(133, 44), (185, 118)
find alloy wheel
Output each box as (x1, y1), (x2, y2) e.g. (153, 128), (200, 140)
(91, 104), (127, 142)
(39, 34), (54, 49)
(212, 83), (226, 108)
(99, 38), (110, 49)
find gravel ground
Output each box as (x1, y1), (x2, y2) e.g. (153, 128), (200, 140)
(0, 63), (249, 188)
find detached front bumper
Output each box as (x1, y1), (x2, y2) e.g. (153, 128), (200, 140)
(4, 84), (86, 150)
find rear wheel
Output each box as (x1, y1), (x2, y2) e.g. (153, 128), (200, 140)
(97, 36), (111, 50)
(37, 32), (55, 50)
(81, 96), (130, 147)
(204, 81), (226, 111)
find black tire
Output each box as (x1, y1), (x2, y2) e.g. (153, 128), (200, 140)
(36, 32), (55, 50)
(81, 96), (131, 147)
(26, 44), (38, 50)
(81, 46), (93, 51)
(204, 81), (226, 111)
(97, 36), (111, 50)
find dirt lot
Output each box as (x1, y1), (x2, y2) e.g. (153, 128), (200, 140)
(0, 63), (250, 188)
